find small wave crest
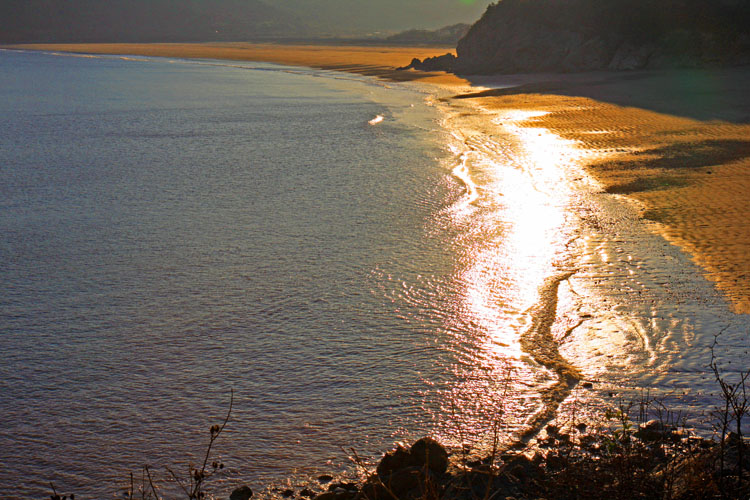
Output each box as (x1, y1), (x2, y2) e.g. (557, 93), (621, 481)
(447, 133), (480, 210)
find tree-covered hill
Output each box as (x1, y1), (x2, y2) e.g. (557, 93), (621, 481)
(454, 0), (750, 73)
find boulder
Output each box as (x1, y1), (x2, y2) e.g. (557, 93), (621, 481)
(230, 486), (253, 500)
(370, 438), (447, 500)
(381, 466), (432, 497)
(635, 420), (675, 442)
(377, 444), (412, 477)
(409, 437), (449, 474)
(356, 475), (389, 500)
(327, 482), (358, 493)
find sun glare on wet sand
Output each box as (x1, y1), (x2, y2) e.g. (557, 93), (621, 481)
(432, 103), (601, 446)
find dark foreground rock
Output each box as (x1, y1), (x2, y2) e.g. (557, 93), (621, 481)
(230, 485), (253, 500)
(277, 432), (749, 500)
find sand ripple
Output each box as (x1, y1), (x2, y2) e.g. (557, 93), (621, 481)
(473, 93), (750, 314)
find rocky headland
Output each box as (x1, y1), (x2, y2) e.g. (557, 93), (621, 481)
(407, 0), (750, 74)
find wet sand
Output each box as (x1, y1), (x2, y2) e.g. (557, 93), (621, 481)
(456, 87), (750, 314)
(4, 42), (468, 87)
(8, 43), (750, 313)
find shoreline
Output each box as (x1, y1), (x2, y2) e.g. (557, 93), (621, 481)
(455, 88), (750, 314)
(2, 42), (469, 87)
(6, 42), (750, 499)
(9, 42), (749, 313)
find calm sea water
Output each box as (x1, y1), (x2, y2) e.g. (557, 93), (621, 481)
(0, 49), (464, 498)
(1, 49), (748, 499)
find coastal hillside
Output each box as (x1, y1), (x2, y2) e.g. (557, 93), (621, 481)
(385, 24), (471, 46)
(0, 0), (307, 43)
(454, 0), (750, 73)
(273, 0), (491, 33)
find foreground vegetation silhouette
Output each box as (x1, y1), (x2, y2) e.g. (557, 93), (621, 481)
(49, 337), (748, 500)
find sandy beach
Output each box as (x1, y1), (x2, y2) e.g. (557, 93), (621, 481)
(5, 42), (468, 86)
(454, 78), (750, 314)
(9, 42), (750, 314)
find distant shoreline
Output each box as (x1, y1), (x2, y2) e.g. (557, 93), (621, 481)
(2, 42), (467, 87)
(9, 42), (749, 312)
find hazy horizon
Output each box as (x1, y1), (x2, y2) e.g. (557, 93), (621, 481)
(275, 0), (494, 33)
(0, 0), (494, 43)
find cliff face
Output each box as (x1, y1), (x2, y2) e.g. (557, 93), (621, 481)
(455, 0), (750, 73)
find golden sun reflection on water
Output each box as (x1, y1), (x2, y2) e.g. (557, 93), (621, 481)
(426, 95), (750, 456)
(436, 106), (595, 449)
